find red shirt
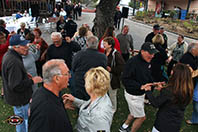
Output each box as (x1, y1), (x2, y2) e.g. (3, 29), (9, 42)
(0, 35), (10, 71)
(98, 37), (121, 53)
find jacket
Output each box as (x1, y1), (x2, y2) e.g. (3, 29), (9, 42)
(146, 88), (188, 132)
(17, 28), (30, 37)
(64, 20), (77, 38)
(151, 43), (168, 82)
(74, 94), (113, 132)
(145, 32), (155, 43)
(106, 49), (125, 89)
(47, 40), (81, 70)
(168, 41), (188, 61)
(72, 48), (107, 100)
(2, 49), (33, 106)
(122, 53), (153, 95)
(0, 26), (9, 39)
(0, 35), (10, 71)
(117, 33), (133, 54)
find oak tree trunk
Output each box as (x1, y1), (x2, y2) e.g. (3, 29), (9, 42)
(93, 0), (120, 39)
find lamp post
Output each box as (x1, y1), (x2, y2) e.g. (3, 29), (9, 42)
(187, 0), (191, 14)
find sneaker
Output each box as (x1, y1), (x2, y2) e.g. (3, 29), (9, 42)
(144, 99), (151, 105)
(119, 125), (130, 132)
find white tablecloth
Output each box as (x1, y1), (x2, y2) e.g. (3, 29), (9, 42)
(0, 16), (35, 32)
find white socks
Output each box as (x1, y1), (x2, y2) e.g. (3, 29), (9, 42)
(122, 123), (129, 129)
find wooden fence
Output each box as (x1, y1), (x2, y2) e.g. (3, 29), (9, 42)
(0, 0), (55, 17)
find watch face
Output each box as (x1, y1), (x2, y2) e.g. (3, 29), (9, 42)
(28, 44), (37, 53)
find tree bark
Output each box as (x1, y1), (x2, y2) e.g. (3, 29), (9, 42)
(93, 0), (120, 39)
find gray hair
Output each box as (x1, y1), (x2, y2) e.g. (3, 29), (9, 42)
(51, 32), (62, 39)
(187, 43), (198, 52)
(86, 36), (98, 49)
(42, 59), (65, 84)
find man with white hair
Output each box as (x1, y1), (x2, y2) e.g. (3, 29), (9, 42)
(46, 32), (80, 94)
(46, 32), (80, 71)
(180, 43), (198, 126)
(72, 35), (107, 100)
(29, 59), (73, 132)
(1, 34), (42, 132)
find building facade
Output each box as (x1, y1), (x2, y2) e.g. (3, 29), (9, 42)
(148, 0), (198, 14)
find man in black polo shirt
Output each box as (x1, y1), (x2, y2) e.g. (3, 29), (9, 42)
(29, 59), (73, 132)
(46, 32), (81, 94)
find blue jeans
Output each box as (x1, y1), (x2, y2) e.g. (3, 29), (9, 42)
(191, 100), (198, 123)
(13, 103), (29, 132)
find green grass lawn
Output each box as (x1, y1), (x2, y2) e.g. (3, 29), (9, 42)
(0, 78), (198, 132)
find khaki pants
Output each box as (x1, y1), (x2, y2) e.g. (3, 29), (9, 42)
(108, 87), (118, 113)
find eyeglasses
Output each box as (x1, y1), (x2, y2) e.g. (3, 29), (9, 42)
(56, 72), (71, 77)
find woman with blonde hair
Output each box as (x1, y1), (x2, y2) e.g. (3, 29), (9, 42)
(142, 63), (194, 132)
(150, 34), (168, 82)
(63, 67), (113, 132)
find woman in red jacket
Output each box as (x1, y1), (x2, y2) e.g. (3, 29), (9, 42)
(98, 26), (121, 53)
(0, 31), (11, 98)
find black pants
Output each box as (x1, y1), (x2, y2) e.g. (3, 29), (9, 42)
(122, 53), (130, 63)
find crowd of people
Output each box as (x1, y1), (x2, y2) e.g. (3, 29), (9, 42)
(0, 5), (198, 132)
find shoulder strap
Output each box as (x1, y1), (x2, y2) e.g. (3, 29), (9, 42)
(111, 49), (117, 68)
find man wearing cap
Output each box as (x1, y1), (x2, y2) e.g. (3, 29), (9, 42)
(119, 42), (158, 132)
(160, 26), (168, 49)
(145, 24), (160, 43)
(1, 34), (42, 132)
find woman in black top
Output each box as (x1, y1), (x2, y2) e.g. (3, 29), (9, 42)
(142, 63), (194, 132)
(151, 34), (168, 82)
(56, 16), (66, 32)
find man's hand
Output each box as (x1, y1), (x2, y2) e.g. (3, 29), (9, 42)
(166, 56), (172, 63)
(153, 82), (165, 91)
(141, 83), (153, 91)
(65, 36), (71, 43)
(32, 76), (42, 84)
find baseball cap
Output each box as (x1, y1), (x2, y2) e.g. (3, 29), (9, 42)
(141, 42), (158, 54)
(10, 34), (29, 46)
(160, 26), (164, 29)
(153, 24), (160, 30)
